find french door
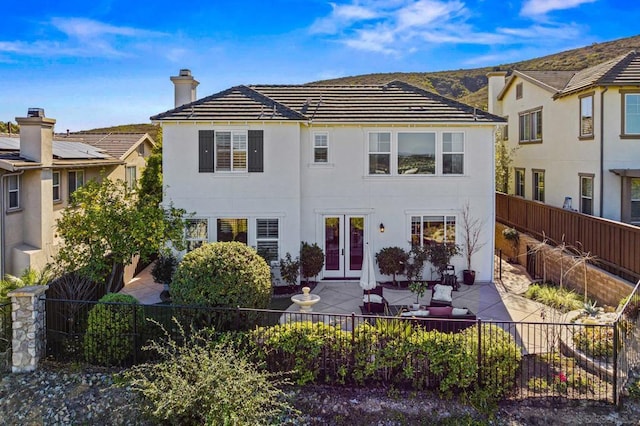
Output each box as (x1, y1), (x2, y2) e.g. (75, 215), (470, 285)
(323, 215), (365, 278)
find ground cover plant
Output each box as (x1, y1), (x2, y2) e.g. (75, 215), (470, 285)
(525, 283), (583, 312)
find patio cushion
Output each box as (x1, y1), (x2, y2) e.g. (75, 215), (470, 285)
(452, 308), (469, 316)
(428, 306), (453, 316)
(432, 284), (453, 302)
(401, 309), (430, 317)
(363, 294), (384, 304)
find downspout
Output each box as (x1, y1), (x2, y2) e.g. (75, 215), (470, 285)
(0, 170), (24, 277)
(600, 88), (608, 218)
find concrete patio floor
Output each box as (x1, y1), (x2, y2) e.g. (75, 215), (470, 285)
(121, 256), (547, 324)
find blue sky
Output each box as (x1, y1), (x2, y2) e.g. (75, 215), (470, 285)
(1, 0), (637, 131)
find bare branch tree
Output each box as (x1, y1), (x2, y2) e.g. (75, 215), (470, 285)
(461, 201), (486, 271)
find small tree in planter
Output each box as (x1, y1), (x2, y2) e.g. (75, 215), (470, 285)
(406, 245), (428, 307)
(375, 246), (409, 287)
(152, 252), (178, 302)
(460, 202), (486, 285)
(300, 242), (324, 284)
(279, 253), (300, 288)
(426, 242), (460, 279)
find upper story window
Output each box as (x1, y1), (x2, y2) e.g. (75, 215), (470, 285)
(68, 170), (85, 200)
(533, 169), (545, 202)
(519, 108), (542, 143)
(6, 174), (20, 211)
(313, 133), (329, 163)
(514, 168), (525, 197)
(442, 132), (464, 175)
(185, 218), (208, 252)
(368, 132), (391, 175)
(216, 131), (247, 172)
(579, 94), (594, 138)
(516, 82), (523, 100)
(580, 174), (594, 215)
(52, 171), (61, 202)
(410, 215), (456, 248)
(397, 132), (435, 175)
(622, 91), (640, 137)
(199, 130), (263, 173)
(125, 166), (137, 190)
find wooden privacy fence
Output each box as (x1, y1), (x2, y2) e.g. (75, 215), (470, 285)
(496, 193), (640, 283)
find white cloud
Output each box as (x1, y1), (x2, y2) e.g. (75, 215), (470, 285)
(310, 3), (380, 34)
(497, 23), (582, 40)
(521, 0), (597, 17)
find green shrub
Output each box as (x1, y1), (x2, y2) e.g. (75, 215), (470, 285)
(84, 293), (142, 365)
(300, 242), (324, 284)
(525, 283), (583, 312)
(279, 252), (300, 286)
(375, 247), (409, 286)
(573, 326), (617, 358)
(462, 325), (522, 399)
(124, 321), (296, 425)
(151, 253), (178, 284)
(251, 321), (351, 385)
(171, 242), (271, 309)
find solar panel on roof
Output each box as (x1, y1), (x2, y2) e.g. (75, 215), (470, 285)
(52, 140), (110, 159)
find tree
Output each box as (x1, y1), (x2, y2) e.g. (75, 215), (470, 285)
(375, 246), (408, 286)
(55, 178), (186, 294)
(300, 242), (324, 284)
(137, 139), (163, 208)
(495, 128), (518, 193)
(460, 201), (486, 272)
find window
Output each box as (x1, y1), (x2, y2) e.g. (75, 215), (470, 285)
(256, 219), (279, 262)
(631, 178), (640, 223)
(533, 170), (545, 202)
(411, 215), (456, 247)
(579, 174), (594, 215)
(125, 166), (136, 189)
(216, 131), (247, 172)
(579, 94), (594, 138)
(68, 170), (84, 199)
(519, 108), (542, 143)
(623, 92), (640, 136)
(397, 132), (435, 174)
(313, 133), (329, 163)
(217, 218), (248, 243)
(442, 132), (464, 174)
(7, 174), (19, 210)
(514, 168), (525, 197)
(137, 143), (145, 156)
(185, 218), (208, 252)
(52, 171), (60, 202)
(516, 83), (523, 99)
(368, 132), (391, 174)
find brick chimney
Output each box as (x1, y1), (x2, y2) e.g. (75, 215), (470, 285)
(487, 71), (508, 115)
(170, 69), (199, 108)
(15, 108), (55, 167)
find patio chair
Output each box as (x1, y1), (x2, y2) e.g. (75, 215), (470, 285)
(430, 284), (453, 307)
(361, 286), (387, 313)
(440, 264), (459, 290)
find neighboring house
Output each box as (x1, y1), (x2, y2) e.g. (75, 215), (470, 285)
(0, 108), (154, 276)
(488, 51), (640, 225)
(152, 70), (504, 282)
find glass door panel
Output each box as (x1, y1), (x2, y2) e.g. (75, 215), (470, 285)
(324, 217), (341, 272)
(323, 215), (365, 278)
(348, 217), (364, 271)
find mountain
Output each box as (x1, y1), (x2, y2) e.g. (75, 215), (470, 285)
(83, 123), (162, 142)
(309, 34), (640, 110)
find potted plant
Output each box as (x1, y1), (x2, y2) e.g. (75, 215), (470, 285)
(279, 253), (300, 289)
(300, 242), (324, 284)
(409, 280), (428, 310)
(426, 242), (460, 277)
(375, 246), (409, 287)
(460, 202), (486, 285)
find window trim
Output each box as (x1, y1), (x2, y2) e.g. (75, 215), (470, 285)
(185, 218), (209, 252)
(441, 132), (465, 175)
(579, 92), (595, 140)
(515, 82), (523, 100)
(532, 169), (545, 202)
(215, 130), (248, 172)
(125, 166), (137, 190)
(621, 90), (640, 139)
(216, 217), (248, 243)
(518, 107), (543, 144)
(410, 214), (457, 248)
(52, 171), (61, 202)
(255, 218), (280, 263)
(312, 132), (330, 165)
(6, 174), (20, 211)
(397, 131), (436, 175)
(367, 131), (392, 175)
(579, 173), (595, 215)
(514, 167), (525, 197)
(68, 170), (85, 200)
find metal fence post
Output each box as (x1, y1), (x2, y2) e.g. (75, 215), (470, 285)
(132, 303), (138, 365)
(477, 318), (482, 387)
(613, 321), (619, 405)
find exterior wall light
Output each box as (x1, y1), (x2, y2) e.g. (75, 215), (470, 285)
(379, 223), (385, 233)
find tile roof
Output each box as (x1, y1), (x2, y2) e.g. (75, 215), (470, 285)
(513, 51), (640, 99)
(151, 80), (505, 124)
(55, 132), (152, 159)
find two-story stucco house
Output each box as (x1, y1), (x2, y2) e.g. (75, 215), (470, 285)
(0, 109), (155, 276)
(488, 51), (640, 225)
(152, 70), (504, 282)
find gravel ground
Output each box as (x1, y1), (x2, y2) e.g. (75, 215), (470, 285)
(2, 362), (640, 425)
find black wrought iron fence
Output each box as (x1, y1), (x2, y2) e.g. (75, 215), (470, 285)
(43, 297), (637, 404)
(614, 280), (640, 404)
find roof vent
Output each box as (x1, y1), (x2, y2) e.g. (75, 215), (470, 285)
(179, 69), (192, 77)
(27, 108), (45, 118)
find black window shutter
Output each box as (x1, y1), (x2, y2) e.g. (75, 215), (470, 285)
(199, 130), (215, 172)
(248, 130), (264, 173)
